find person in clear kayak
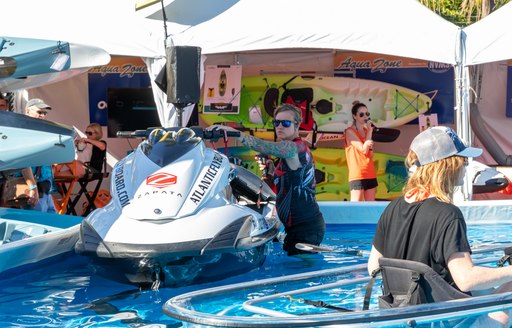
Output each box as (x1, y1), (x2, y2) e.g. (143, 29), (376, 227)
(368, 126), (512, 326)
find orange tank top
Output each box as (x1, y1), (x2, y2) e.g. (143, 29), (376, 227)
(344, 126), (377, 182)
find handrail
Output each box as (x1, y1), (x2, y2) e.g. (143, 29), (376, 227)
(242, 276), (372, 317)
(167, 263), (368, 300)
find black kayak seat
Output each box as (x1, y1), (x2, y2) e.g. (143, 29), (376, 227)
(378, 257), (470, 309)
(229, 164), (276, 203)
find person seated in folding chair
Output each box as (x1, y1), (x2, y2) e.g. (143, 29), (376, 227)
(54, 123), (106, 215)
(55, 123), (106, 179)
(368, 126), (512, 327)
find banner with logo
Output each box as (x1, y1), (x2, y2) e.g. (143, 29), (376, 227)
(88, 57), (152, 126)
(334, 52), (454, 124)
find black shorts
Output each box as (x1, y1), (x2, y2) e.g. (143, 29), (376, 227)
(349, 178), (378, 191)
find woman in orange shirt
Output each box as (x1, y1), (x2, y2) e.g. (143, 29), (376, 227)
(344, 101), (378, 201)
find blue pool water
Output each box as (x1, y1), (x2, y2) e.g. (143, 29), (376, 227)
(0, 223), (510, 327)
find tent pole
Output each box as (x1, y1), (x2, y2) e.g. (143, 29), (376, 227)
(160, 0), (169, 52)
(454, 28), (473, 201)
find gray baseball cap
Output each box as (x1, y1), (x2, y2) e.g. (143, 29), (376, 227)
(26, 98), (52, 110)
(410, 126), (482, 166)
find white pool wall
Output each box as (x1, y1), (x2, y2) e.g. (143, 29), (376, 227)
(319, 200), (512, 224)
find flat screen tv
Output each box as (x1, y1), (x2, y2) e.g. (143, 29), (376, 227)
(107, 88), (160, 137)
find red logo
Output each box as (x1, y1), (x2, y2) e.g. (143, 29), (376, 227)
(146, 172), (177, 188)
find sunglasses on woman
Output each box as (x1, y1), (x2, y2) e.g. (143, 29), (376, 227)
(272, 119), (296, 128)
(358, 112), (370, 118)
(85, 131), (94, 136)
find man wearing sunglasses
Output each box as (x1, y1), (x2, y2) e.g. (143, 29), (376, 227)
(22, 98), (57, 213)
(25, 98), (51, 118)
(209, 104), (325, 256)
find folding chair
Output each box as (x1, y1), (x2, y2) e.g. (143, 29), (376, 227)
(53, 148), (108, 216)
(67, 154), (109, 216)
(53, 162), (80, 214)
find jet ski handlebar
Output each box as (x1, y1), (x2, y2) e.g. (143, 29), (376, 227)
(116, 126), (240, 141)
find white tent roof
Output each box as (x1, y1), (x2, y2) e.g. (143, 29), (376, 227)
(1, 0), (508, 66)
(172, 0), (461, 65)
(0, 0), (164, 58)
(0, 0), (476, 66)
(463, 2), (512, 65)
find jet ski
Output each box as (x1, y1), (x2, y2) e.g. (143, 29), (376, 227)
(469, 160), (509, 194)
(75, 127), (281, 288)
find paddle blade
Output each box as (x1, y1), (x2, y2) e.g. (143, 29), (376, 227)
(263, 88), (279, 117)
(373, 128), (400, 143)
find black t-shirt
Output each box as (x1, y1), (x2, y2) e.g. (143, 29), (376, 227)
(89, 140), (107, 172)
(373, 197), (471, 288)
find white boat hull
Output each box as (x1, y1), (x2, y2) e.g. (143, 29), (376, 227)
(0, 36), (110, 92)
(0, 208), (82, 275)
(0, 111), (75, 170)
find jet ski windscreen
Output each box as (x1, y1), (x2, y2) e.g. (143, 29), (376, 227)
(142, 128), (202, 167)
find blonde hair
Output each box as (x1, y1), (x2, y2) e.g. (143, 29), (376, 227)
(404, 150), (465, 203)
(274, 103), (302, 125)
(87, 123), (103, 140)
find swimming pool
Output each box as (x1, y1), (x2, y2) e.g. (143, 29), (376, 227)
(0, 223), (510, 327)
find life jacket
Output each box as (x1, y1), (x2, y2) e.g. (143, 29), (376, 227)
(281, 88), (315, 131)
(81, 189), (112, 214)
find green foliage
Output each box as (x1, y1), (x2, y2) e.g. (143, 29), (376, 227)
(420, 0), (510, 27)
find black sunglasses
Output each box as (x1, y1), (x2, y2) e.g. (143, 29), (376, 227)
(273, 119), (295, 128)
(358, 112), (370, 118)
(85, 131), (94, 136)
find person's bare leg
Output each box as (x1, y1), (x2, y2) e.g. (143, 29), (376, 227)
(74, 161), (86, 178)
(486, 282), (512, 326)
(469, 282), (512, 327)
(364, 188), (376, 201)
(350, 189), (364, 201)
(54, 163), (73, 177)
(54, 160), (86, 178)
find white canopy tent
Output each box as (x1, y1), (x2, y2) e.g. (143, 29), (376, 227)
(1, 0), (466, 129)
(458, 3), (512, 170)
(464, 2), (512, 66)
